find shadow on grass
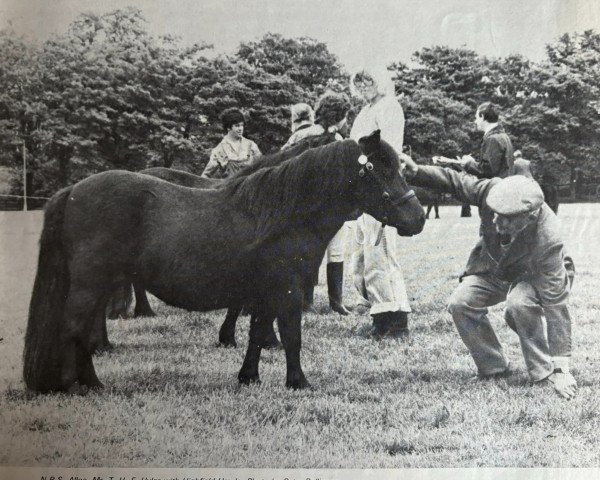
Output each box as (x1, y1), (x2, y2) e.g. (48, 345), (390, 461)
(356, 367), (455, 387)
(102, 339), (217, 353)
(375, 439), (460, 457)
(107, 369), (237, 397)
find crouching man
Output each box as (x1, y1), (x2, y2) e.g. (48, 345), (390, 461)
(406, 162), (577, 399)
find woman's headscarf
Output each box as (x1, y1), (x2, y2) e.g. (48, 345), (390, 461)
(290, 103), (315, 132)
(349, 65), (396, 98)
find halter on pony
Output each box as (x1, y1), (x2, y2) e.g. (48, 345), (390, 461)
(357, 153), (416, 245)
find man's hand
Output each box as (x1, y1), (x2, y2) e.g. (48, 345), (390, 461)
(399, 152), (418, 177)
(545, 371), (578, 400)
(432, 155), (468, 169)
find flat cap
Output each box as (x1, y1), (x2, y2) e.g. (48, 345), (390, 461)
(487, 175), (544, 215)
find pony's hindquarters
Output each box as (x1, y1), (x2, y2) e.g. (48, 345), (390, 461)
(23, 187), (72, 392)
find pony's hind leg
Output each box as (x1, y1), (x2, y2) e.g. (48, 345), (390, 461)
(61, 284), (106, 394)
(77, 346), (103, 390)
(261, 320), (281, 349)
(105, 281), (133, 319)
(219, 303), (280, 349)
(133, 282), (155, 317)
(219, 304), (243, 347)
(277, 308), (310, 389)
(91, 300), (114, 353)
(274, 279), (309, 389)
(238, 314), (274, 385)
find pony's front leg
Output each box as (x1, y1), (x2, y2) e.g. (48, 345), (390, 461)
(238, 314), (273, 385)
(278, 303), (310, 390)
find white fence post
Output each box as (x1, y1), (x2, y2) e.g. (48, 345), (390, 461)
(22, 141), (27, 212)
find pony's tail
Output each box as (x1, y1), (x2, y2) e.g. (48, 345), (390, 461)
(23, 186), (72, 392)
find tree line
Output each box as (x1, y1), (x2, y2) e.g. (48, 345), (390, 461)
(1, 7), (599, 198)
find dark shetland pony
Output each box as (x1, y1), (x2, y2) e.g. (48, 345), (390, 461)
(23, 131), (424, 394)
(103, 133), (341, 351)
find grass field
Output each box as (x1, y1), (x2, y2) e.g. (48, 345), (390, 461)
(0, 204), (599, 468)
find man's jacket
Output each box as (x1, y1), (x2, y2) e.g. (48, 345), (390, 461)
(411, 166), (573, 307)
(464, 124), (515, 179)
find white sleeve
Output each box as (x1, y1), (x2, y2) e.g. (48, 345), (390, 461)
(376, 97), (405, 154)
(349, 111), (365, 142)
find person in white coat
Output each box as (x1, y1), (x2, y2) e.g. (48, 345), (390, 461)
(349, 66), (413, 339)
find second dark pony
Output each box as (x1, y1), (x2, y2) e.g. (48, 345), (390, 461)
(103, 133), (341, 350)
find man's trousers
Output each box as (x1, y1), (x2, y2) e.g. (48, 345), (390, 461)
(447, 273), (571, 381)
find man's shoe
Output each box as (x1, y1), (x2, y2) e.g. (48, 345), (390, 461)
(369, 313), (388, 339)
(393, 311), (409, 329)
(383, 311), (410, 339)
(370, 311), (410, 340)
(385, 324), (410, 340)
(469, 367), (511, 382)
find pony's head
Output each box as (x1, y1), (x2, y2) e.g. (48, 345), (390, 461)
(354, 131), (425, 236)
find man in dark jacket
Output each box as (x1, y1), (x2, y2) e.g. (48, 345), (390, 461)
(460, 102), (515, 179)
(443, 102), (514, 217)
(407, 165), (577, 399)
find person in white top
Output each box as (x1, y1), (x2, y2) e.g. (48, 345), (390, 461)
(349, 65), (414, 339)
(202, 108), (261, 179)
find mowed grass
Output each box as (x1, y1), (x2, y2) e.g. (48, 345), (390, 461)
(0, 204), (599, 468)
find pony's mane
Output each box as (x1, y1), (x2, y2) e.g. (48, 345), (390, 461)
(225, 139), (361, 243)
(231, 132), (339, 179)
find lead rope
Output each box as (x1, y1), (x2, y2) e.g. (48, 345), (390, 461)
(374, 222), (385, 246)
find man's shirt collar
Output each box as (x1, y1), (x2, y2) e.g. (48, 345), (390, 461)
(483, 122), (500, 136)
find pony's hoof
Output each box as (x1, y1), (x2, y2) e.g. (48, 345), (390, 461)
(261, 334), (282, 350)
(218, 338), (237, 348)
(66, 381), (89, 396)
(238, 372), (260, 386)
(286, 376), (311, 390)
(85, 379), (105, 391)
(94, 342), (114, 354)
(330, 303), (352, 316)
(302, 304), (318, 314)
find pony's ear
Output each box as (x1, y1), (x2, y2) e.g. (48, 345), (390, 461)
(358, 129), (381, 150)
